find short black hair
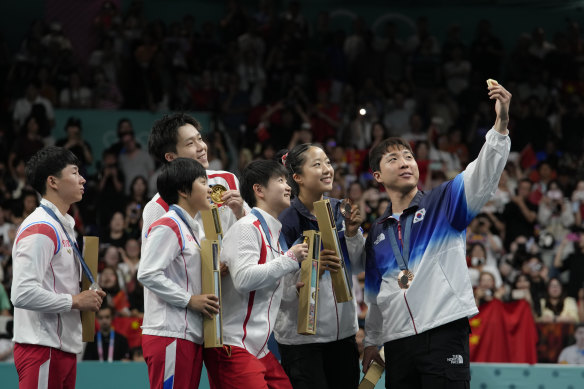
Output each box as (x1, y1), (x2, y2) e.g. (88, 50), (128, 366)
(369, 137), (413, 173)
(26, 146), (80, 195)
(277, 143), (324, 197)
(240, 160), (288, 208)
(148, 113), (202, 163)
(157, 158), (207, 205)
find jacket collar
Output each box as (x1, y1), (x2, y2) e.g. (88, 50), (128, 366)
(377, 190), (424, 224)
(291, 197), (318, 221)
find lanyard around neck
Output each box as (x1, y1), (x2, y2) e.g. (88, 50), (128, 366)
(169, 205), (200, 247)
(251, 209), (288, 253)
(387, 212), (414, 271)
(40, 204), (96, 284)
(97, 331), (115, 362)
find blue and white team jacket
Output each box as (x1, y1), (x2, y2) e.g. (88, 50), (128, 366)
(364, 129), (510, 347)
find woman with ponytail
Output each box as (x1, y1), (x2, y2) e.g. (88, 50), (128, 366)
(274, 143), (365, 389)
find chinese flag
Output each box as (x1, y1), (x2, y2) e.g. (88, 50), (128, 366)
(469, 299), (537, 363)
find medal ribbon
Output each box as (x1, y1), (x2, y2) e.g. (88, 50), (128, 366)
(97, 331), (115, 362)
(251, 209), (288, 253)
(169, 205), (200, 247)
(387, 212), (414, 271)
(40, 204), (96, 284)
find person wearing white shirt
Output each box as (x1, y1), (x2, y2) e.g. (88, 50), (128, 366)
(138, 157), (219, 389)
(203, 160), (308, 389)
(11, 147), (105, 389)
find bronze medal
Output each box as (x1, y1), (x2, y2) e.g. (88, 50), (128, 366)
(340, 198), (352, 217)
(210, 184), (227, 204)
(397, 269), (414, 289)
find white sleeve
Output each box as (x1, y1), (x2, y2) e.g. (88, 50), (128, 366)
(345, 230), (366, 274)
(363, 297), (383, 348)
(138, 225), (191, 308)
(462, 129), (510, 214)
(224, 222), (299, 294)
(11, 234), (73, 313)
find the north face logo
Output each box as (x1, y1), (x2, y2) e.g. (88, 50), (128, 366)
(447, 354), (463, 364)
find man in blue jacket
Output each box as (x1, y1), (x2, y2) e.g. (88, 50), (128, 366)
(362, 81), (512, 388)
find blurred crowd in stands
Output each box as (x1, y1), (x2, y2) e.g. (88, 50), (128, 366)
(1, 0), (584, 363)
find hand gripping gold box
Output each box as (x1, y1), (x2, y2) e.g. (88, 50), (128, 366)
(359, 349), (385, 389)
(297, 230), (321, 335)
(201, 205), (223, 242)
(200, 206), (223, 348)
(313, 199), (353, 303)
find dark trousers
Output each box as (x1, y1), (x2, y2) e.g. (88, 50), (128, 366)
(278, 336), (360, 389)
(384, 318), (471, 389)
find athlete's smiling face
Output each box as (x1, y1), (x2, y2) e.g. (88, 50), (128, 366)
(374, 145), (419, 195)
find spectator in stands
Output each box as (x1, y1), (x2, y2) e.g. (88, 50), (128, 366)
(55, 117), (94, 173)
(467, 242), (503, 289)
(570, 179), (584, 227)
(118, 238), (141, 285)
(83, 305), (130, 361)
(93, 70), (123, 109)
(59, 71), (92, 108)
(537, 277), (579, 324)
(466, 214), (504, 268)
(101, 211), (129, 248)
(537, 181), (574, 242)
(123, 201), (142, 240)
(117, 123), (155, 194)
(20, 189), (39, 220)
(97, 149), (125, 229)
(499, 178), (538, 250)
(9, 115), (46, 173)
(553, 230), (584, 299)
(100, 245), (126, 292)
(508, 273), (536, 312)
(558, 324), (584, 365)
(0, 319), (14, 362)
(126, 175), (149, 209)
(99, 266), (131, 316)
(474, 271), (504, 307)
(12, 79), (55, 133)
(521, 254), (548, 313)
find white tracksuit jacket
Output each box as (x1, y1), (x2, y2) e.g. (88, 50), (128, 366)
(11, 199), (83, 354)
(220, 208), (300, 358)
(138, 205), (205, 343)
(364, 128), (510, 347)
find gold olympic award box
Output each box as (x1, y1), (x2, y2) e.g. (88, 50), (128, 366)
(313, 199), (353, 303)
(200, 205), (223, 348)
(297, 230), (321, 335)
(358, 348), (386, 389)
(81, 236), (99, 342)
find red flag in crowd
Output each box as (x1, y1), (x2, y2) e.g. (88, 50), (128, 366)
(469, 299), (538, 363)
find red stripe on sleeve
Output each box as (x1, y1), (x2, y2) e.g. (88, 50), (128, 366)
(148, 218), (183, 249)
(241, 220), (268, 347)
(16, 223), (59, 254)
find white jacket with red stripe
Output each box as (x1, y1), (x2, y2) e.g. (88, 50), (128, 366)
(220, 208), (300, 358)
(11, 199), (83, 354)
(141, 169), (249, 242)
(138, 206), (205, 343)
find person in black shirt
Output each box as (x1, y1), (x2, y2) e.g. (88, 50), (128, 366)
(83, 305), (130, 361)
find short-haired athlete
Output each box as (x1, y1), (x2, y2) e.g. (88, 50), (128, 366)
(362, 81), (512, 388)
(204, 160), (308, 389)
(142, 113), (249, 241)
(11, 146), (105, 388)
(138, 158), (219, 388)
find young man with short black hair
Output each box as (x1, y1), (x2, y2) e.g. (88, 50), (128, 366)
(363, 82), (512, 388)
(11, 146), (105, 388)
(142, 113), (248, 239)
